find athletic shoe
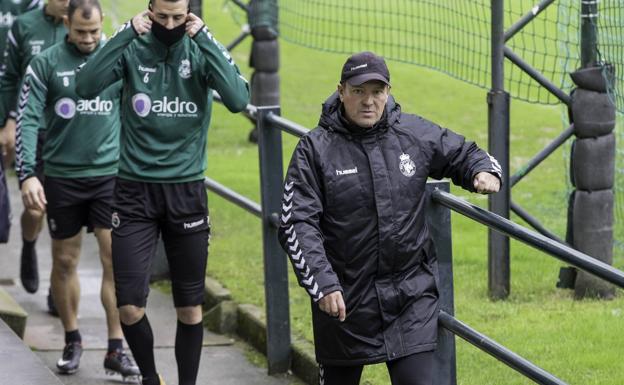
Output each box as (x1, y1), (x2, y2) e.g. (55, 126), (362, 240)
(20, 242), (39, 293)
(104, 349), (140, 381)
(56, 341), (82, 374)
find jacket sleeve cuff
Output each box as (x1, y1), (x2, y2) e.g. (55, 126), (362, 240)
(192, 25), (209, 43)
(18, 173), (36, 188)
(314, 283), (343, 303)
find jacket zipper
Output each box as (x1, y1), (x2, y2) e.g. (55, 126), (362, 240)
(163, 48), (170, 85)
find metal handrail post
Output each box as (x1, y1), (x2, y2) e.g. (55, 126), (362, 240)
(427, 181), (457, 385)
(489, 0), (511, 299)
(257, 106), (291, 374)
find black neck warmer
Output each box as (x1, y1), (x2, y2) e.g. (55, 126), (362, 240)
(151, 19), (186, 46)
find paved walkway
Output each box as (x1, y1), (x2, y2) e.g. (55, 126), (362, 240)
(0, 175), (298, 385)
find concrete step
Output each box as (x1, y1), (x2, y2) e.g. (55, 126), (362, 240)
(0, 285), (28, 338)
(0, 318), (62, 385)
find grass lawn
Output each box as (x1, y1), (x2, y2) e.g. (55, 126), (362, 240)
(102, 2), (624, 384)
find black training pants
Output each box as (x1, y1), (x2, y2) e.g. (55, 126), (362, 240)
(318, 351), (433, 385)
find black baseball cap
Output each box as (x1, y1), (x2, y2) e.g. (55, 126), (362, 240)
(340, 51), (390, 86)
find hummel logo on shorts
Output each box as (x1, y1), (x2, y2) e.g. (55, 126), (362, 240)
(183, 218), (205, 230)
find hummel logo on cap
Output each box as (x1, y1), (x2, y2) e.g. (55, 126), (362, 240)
(340, 51), (390, 86)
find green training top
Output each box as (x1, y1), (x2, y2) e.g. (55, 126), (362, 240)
(0, 5), (65, 124)
(76, 22), (250, 183)
(0, 0), (41, 64)
(16, 38), (121, 181)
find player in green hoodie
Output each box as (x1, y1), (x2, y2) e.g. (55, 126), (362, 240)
(0, 0), (67, 311)
(0, 0), (42, 166)
(76, 1), (249, 384)
(17, 0), (142, 380)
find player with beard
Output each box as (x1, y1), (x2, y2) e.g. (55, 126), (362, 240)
(16, 0), (139, 379)
(76, 1), (249, 384)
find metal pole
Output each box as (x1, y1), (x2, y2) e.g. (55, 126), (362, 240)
(504, 47), (572, 105)
(510, 124), (575, 187)
(431, 189), (624, 289)
(226, 28), (251, 52)
(256, 107), (291, 374)
(426, 181), (457, 385)
(438, 312), (568, 385)
(504, 0), (556, 42)
(189, 0), (202, 16)
(580, 0), (598, 67)
(510, 201), (565, 244)
(488, 0), (511, 300)
(203, 177), (262, 218)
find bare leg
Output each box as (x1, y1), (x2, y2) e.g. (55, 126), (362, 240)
(94, 228), (123, 339)
(21, 207), (44, 241)
(50, 233), (82, 332)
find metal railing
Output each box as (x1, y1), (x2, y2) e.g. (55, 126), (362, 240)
(209, 99), (624, 383)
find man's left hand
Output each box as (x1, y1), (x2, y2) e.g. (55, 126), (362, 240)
(473, 172), (500, 194)
(185, 13), (204, 38)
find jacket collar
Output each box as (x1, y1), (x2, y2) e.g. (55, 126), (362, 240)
(43, 5), (64, 24)
(318, 91), (401, 138)
(64, 36), (100, 58)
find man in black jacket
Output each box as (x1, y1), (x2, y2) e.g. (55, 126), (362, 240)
(278, 51), (501, 385)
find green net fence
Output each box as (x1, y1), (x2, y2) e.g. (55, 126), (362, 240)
(226, 0), (623, 112)
(224, 0), (624, 250)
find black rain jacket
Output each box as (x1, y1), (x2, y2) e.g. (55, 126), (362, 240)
(278, 92), (501, 365)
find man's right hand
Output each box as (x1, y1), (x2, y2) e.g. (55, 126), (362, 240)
(318, 290), (346, 322)
(21, 177), (46, 212)
(131, 10), (154, 35)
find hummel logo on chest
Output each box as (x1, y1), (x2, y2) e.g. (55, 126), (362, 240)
(138, 65), (157, 73)
(336, 167), (358, 176)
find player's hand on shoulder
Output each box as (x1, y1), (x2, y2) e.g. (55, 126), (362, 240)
(131, 10), (153, 35)
(185, 12), (205, 38)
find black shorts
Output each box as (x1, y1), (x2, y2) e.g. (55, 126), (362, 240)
(44, 175), (115, 240)
(111, 178), (210, 308)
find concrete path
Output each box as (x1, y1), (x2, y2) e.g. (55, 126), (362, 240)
(0, 175), (299, 385)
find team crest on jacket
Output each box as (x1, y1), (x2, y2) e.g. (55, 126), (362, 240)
(399, 153), (416, 177)
(178, 59), (191, 79)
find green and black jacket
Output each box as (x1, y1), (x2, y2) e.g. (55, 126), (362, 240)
(76, 22), (250, 183)
(0, 5), (65, 124)
(16, 38), (121, 181)
(0, 0), (42, 67)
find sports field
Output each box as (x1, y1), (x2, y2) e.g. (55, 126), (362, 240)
(103, 2), (624, 384)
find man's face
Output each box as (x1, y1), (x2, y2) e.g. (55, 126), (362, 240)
(66, 8), (102, 54)
(338, 81), (389, 128)
(151, 0), (189, 29)
(46, 0), (69, 18)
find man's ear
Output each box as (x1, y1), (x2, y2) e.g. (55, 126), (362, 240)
(337, 83), (344, 102)
(63, 15), (69, 29)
